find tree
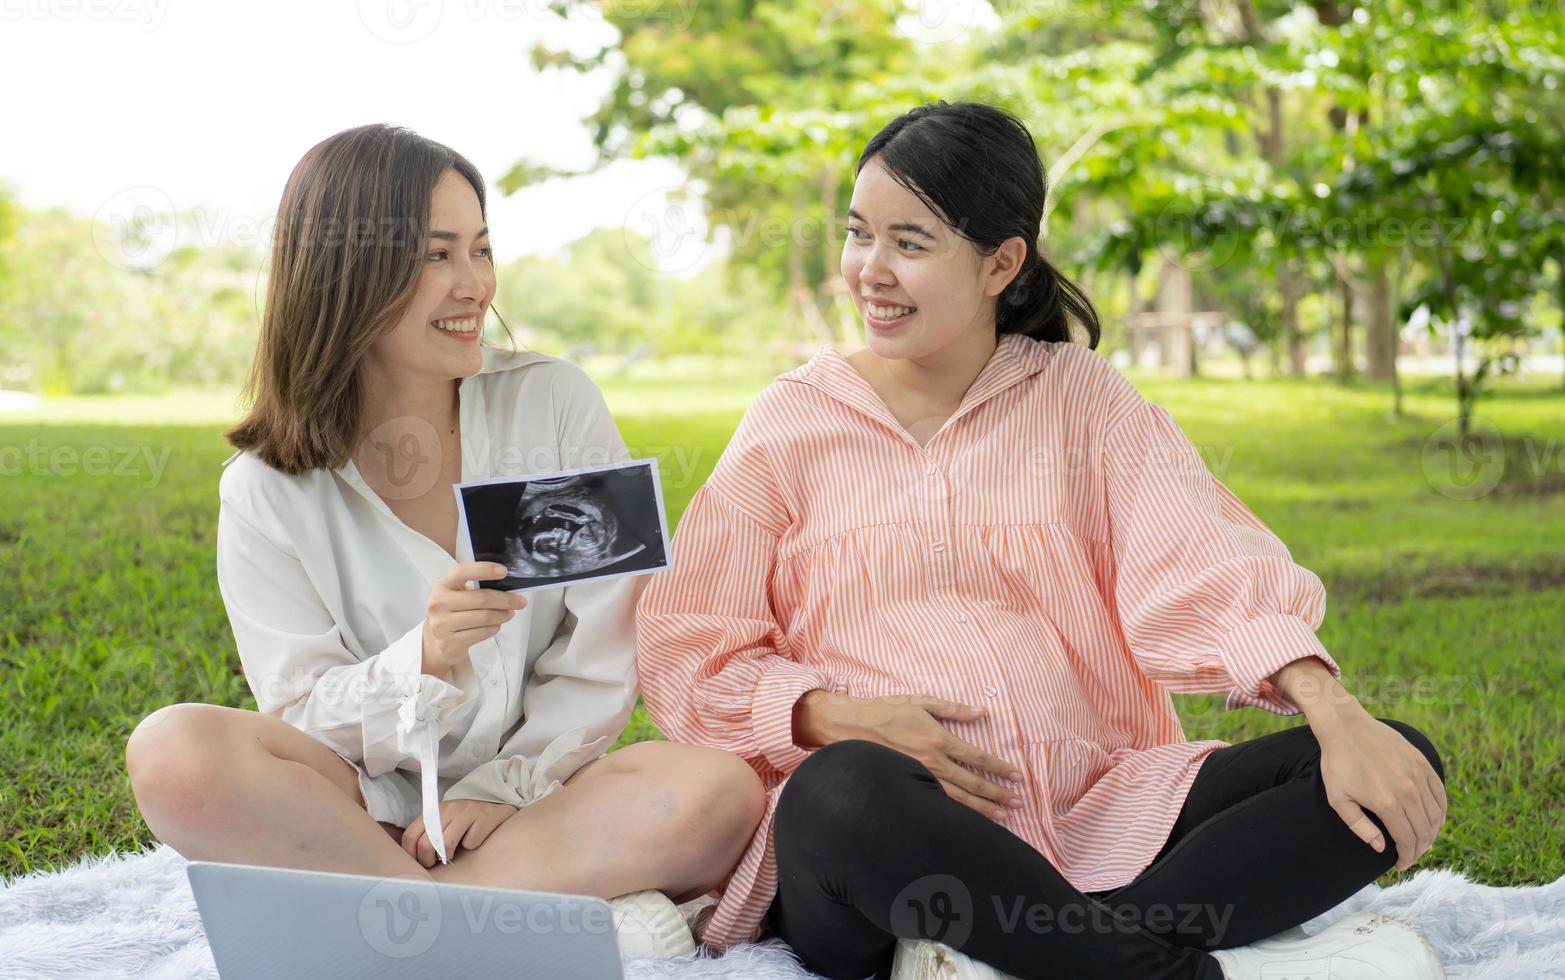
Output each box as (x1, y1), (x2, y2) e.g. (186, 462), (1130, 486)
(496, 228), (788, 358)
(1076, 0), (1563, 428)
(0, 203), (262, 394)
(517, 0), (927, 353)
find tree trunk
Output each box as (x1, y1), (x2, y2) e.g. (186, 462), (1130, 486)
(818, 162), (850, 347)
(1365, 256), (1397, 380)
(1155, 254), (1197, 378)
(1337, 269), (1356, 382)
(1558, 244), (1565, 391)
(1280, 263), (1307, 375)
(787, 185), (830, 348)
(1453, 317), (1470, 439)
(1256, 84), (1305, 376)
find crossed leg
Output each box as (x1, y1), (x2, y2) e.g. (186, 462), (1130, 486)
(1085, 718), (1446, 950)
(768, 722), (1445, 980)
(126, 702), (765, 904)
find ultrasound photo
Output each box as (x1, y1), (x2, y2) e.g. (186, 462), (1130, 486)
(453, 459), (670, 593)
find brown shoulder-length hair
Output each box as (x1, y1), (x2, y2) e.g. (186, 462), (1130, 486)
(224, 123), (516, 475)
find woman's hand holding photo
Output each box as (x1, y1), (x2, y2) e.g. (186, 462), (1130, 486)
(421, 562), (528, 681)
(794, 690), (1025, 820)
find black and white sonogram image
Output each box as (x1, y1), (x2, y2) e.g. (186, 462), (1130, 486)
(507, 476), (642, 576)
(453, 460), (670, 592)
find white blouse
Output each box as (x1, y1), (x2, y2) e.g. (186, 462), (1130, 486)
(216, 345), (644, 862)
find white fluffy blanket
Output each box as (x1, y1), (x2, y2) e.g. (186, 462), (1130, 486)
(1, 844), (1560, 978)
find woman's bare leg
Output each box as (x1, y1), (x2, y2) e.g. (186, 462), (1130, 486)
(126, 706), (765, 901)
(431, 740), (766, 904)
(125, 702), (432, 881)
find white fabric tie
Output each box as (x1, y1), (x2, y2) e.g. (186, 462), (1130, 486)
(395, 683), (451, 864)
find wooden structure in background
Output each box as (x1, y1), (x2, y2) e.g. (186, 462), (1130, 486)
(1122, 255), (1226, 377)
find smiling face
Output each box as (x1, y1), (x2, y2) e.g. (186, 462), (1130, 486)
(363, 168), (496, 388)
(840, 158), (1024, 363)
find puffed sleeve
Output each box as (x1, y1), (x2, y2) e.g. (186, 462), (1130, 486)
(443, 358), (642, 806)
(636, 394), (843, 781)
(1101, 398), (1342, 714)
(550, 358), (636, 472)
(216, 495), (478, 859)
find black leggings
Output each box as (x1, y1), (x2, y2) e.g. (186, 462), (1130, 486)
(767, 719), (1444, 980)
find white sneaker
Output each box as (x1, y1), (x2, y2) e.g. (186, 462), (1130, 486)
(1266, 924), (1312, 942)
(1210, 912), (1445, 979)
(889, 937), (1021, 980)
(607, 889), (697, 959)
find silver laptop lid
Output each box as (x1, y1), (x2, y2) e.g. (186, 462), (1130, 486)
(187, 861), (625, 980)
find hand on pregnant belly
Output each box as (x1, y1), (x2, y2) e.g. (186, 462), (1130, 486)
(808, 692), (1027, 821)
(402, 799), (521, 868)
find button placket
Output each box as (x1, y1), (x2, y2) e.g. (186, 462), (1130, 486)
(918, 459), (954, 590)
(919, 457), (969, 627)
(911, 448), (1011, 742)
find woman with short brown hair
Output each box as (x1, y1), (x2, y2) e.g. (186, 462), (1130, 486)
(124, 123), (764, 958)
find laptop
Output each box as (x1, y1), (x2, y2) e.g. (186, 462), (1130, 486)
(187, 861), (625, 979)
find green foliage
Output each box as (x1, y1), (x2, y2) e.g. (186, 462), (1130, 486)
(0, 185), (17, 296)
(0, 205), (260, 396)
(521, 0), (1560, 419)
(498, 228), (668, 351)
(2, 0), (1562, 396)
(530, 0), (948, 343)
(533, 0), (914, 159)
(495, 229), (788, 356)
(1044, 0), (1564, 415)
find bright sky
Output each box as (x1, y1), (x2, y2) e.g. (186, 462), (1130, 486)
(0, 0), (694, 264)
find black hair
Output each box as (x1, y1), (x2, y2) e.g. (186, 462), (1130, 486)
(856, 101), (1101, 348)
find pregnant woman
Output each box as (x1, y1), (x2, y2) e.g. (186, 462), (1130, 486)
(123, 123), (765, 957)
(635, 102), (1448, 979)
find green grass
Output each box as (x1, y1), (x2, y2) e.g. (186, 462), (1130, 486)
(2, 364), (1562, 890)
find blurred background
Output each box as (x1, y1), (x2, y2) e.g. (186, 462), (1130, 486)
(2, 0), (1561, 402)
(1, 0), (1561, 890)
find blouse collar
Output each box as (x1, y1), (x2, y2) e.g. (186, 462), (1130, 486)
(332, 343), (552, 577)
(783, 332), (1055, 450)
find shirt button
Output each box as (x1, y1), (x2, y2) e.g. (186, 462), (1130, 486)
(984, 684), (998, 697)
(925, 465), (938, 478)
(954, 612), (967, 624)
(932, 541), (947, 553)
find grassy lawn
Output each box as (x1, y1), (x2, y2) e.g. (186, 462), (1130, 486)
(2, 362), (1561, 891)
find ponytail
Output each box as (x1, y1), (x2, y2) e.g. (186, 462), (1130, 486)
(997, 254), (1100, 346)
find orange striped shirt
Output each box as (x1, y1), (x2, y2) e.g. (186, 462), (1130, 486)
(635, 333), (1342, 952)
